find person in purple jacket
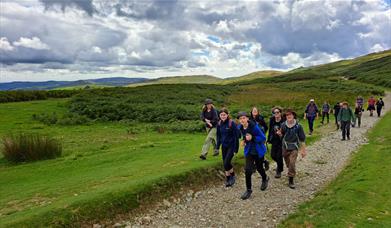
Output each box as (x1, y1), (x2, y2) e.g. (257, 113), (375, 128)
(304, 99), (319, 135)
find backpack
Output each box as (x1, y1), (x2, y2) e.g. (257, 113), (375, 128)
(282, 123), (301, 150)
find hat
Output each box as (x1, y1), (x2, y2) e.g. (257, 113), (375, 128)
(204, 99), (213, 105)
(284, 108), (297, 118)
(342, 101), (349, 106)
(310, 99), (315, 102)
(237, 111), (249, 119)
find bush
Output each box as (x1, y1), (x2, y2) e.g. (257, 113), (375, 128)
(32, 112), (90, 126)
(1, 133), (62, 163)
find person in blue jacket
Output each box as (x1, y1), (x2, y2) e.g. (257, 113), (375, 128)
(216, 107), (240, 187)
(237, 111), (269, 200)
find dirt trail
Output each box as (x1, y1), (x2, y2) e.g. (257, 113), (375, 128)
(111, 93), (391, 228)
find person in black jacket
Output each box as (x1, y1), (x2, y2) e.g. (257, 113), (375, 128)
(376, 98), (385, 117)
(216, 108), (240, 187)
(200, 99), (219, 160)
(267, 106), (285, 178)
(250, 107), (270, 171)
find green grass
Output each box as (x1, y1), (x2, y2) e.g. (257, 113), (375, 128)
(0, 98), (329, 226)
(0, 99), (227, 226)
(280, 111), (391, 228)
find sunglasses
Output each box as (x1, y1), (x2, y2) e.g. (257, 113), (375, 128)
(273, 111), (280, 114)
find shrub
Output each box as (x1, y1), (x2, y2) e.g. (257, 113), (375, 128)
(1, 133), (62, 163)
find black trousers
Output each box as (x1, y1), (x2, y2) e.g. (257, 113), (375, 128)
(271, 144), (284, 173)
(322, 112), (329, 123)
(377, 107), (382, 117)
(341, 121), (351, 139)
(222, 147), (234, 171)
(245, 154), (266, 190)
(334, 114), (339, 128)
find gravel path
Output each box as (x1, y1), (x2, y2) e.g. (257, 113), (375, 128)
(108, 93), (390, 228)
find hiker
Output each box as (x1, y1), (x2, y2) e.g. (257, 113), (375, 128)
(376, 98), (385, 117)
(356, 96), (364, 108)
(367, 96), (376, 117)
(337, 101), (355, 141)
(304, 99), (319, 135)
(321, 101), (330, 124)
(250, 106), (270, 171)
(354, 104), (364, 127)
(216, 108), (240, 187)
(333, 102), (342, 129)
(199, 99), (219, 160)
(268, 106), (285, 178)
(279, 109), (306, 189)
(237, 112), (269, 200)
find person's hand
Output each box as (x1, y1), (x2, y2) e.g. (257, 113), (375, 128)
(241, 140), (246, 147)
(300, 147), (307, 158)
(276, 129), (283, 137)
(245, 133), (252, 141)
(207, 122), (212, 127)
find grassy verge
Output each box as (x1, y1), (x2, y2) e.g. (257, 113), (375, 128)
(280, 111), (391, 227)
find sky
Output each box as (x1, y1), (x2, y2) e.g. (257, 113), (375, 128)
(0, 0), (390, 82)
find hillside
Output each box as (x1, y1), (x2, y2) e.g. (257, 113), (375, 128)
(127, 75), (223, 87)
(0, 77), (148, 91)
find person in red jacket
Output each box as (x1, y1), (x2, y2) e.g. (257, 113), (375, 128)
(367, 96), (377, 117)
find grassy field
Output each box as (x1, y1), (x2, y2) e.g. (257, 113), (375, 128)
(0, 97), (330, 226)
(281, 111), (391, 227)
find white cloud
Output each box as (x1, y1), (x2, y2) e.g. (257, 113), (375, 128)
(13, 37), (50, 50)
(0, 37), (14, 51)
(0, 0), (390, 82)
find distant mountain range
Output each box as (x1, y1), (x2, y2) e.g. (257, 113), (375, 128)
(0, 77), (148, 91)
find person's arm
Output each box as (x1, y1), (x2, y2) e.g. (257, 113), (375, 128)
(216, 124), (221, 150)
(315, 105), (319, 118)
(210, 110), (219, 126)
(337, 109), (342, 122)
(261, 118), (268, 134)
(232, 122), (240, 153)
(298, 125), (307, 158)
(267, 118), (273, 143)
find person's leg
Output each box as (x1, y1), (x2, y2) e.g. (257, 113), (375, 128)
(242, 155), (254, 199)
(310, 116), (315, 133)
(223, 147), (235, 186)
(209, 128), (218, 156)
(271, 144), (283, 178)
(200, 128), (216, 157)
(283, 148), (290, 170)
(287, 150), (298, 189)
(358, 114), (361, 127)
(335, 114), (339, 129)
(341, 121), (347, 140)
(346, 121), (351, 140)
(326, 112), (329, 123)
(377, 108), (381, 117)
(321, 112), (325, 124)
(254, 155), (269, 191)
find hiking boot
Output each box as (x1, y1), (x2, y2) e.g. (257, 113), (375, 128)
(228, 175), (236, 187)
(225, 176), (231, 187)
(347, 136), (350, 140)
(289, 177), (295, 189)
(199, 155), (206, 160)
(341, 138), (346, 141)
(264, 160), (270, 171)
(241, 190), (252, 200)
(260, 176), (269, 191)
(213, 149), (219, 156)
(275, 171), (282, 179)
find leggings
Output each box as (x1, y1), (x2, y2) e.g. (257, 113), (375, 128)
(245, 154), (266, 190)
(222, 147), (234, 171)
(271, 144), (284, 173)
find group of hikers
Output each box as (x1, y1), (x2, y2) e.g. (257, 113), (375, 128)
(199, 96), (384, 200)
